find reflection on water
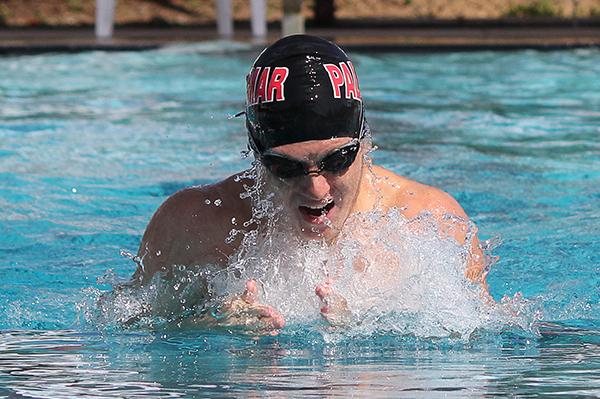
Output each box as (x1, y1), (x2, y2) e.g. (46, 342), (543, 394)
(0, 330), (182, 398)
(1, 327), (598, 398)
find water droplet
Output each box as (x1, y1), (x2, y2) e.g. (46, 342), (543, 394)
(156, 250), (161, 256)
(231, 217), (237, 225)
(204, 199), (211, 205)
(214, 199), (222, 207)
(71, 188), (77, 193)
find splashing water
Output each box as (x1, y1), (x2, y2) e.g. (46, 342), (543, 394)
(222, 210), (539, 341)
(88, 160), (540, 341)
(2, 47), (599, 398)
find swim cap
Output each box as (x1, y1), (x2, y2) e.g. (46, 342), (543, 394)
(245, 34), (364, 152)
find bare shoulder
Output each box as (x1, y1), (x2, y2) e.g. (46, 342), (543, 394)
(369, 165), (467, 220)
(368, 165), (486, 285)
(134, 173), (254, 283)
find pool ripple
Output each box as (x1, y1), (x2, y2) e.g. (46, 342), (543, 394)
(1, 46), (599, 395)
(0, 327), (598, 398)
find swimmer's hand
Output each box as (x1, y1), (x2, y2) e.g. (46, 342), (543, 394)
(197, 280), (285, 336)
(315, 281), (352, 327)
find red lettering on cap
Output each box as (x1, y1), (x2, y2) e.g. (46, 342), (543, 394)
(342, 61), (361, 100)
(325, 62), (361, 102)
(324, 64), (344, 99)
(348, 62), (361, 100)
(267, 67), (288, 102)
(255, 67), (270, 104)
(247, 67), (261, 105)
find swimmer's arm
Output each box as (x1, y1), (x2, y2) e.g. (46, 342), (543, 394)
(132, 187), (224, 285)
(417, 187), (489, 291)
(131, 194), (179, 285)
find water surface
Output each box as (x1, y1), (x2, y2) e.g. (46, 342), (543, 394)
(1, 43), (599, 396)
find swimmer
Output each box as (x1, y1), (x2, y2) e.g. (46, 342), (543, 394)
(130, 35), (487, 334)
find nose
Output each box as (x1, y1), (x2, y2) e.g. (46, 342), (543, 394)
(301, 172), (331, 200)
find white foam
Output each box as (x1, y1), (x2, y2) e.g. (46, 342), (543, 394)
(90, 164), (541, 339)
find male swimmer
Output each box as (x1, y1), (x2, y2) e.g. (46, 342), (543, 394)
(130, 35), (486, 334)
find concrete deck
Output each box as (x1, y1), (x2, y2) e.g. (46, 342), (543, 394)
(1, 22), (600, 54)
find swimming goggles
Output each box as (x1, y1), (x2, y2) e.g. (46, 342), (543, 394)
(259, 141), (360, 179)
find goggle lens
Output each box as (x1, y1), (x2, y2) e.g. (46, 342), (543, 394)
(260, 142), (360, 179)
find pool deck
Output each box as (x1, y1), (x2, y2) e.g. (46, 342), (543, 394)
(2, 20), (600, 54)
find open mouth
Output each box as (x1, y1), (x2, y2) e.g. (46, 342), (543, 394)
(299, 200), (335, 219)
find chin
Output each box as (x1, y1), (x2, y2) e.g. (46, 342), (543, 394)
(297, 225), (336, 241)
(294, 206), (343, 241)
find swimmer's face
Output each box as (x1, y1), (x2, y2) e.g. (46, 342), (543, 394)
(260, 137), (365, 240)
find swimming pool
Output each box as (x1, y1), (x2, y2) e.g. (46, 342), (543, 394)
(1, 43), (599, 397)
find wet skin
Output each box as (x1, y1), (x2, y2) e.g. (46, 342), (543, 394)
(259, 138), (365, 241)
(133, 138), (486, 334)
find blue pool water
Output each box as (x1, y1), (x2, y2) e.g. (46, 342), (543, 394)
(1, 43), (599, 397)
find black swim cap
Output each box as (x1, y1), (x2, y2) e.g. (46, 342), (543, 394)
(245, 34), (364, 152)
